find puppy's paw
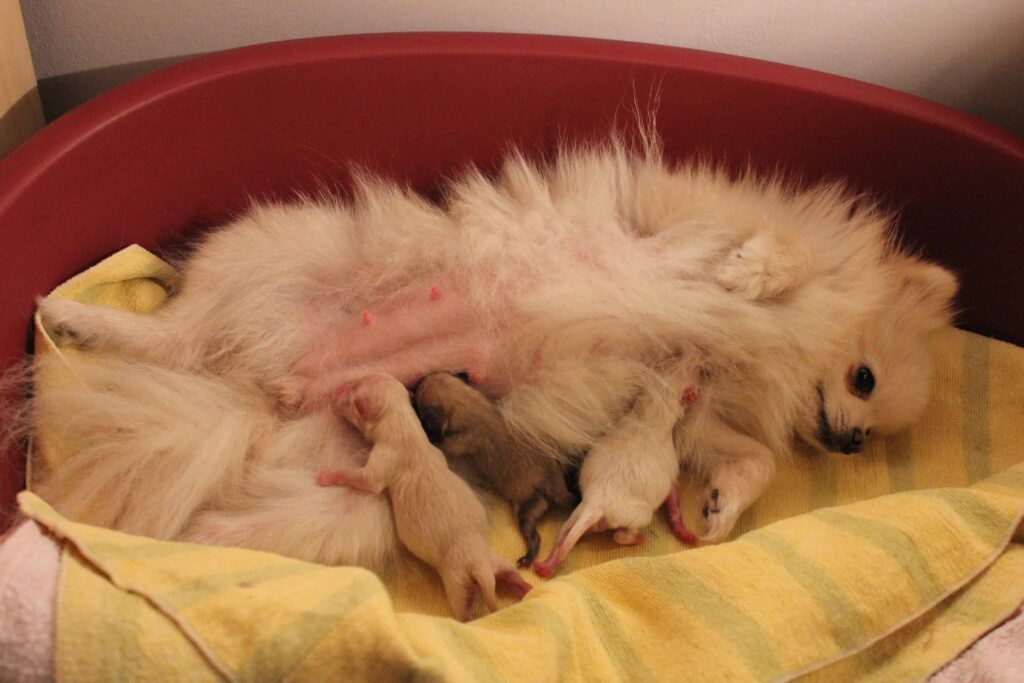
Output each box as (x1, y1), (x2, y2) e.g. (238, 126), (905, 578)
(699, 485), (741, 543)
(495, 567), (532, 600)
(612, 528), (647, 545)
(715, 234), (810, 300)
(36, 297), (98, 348)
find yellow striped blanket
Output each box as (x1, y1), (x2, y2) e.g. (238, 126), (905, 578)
(25, 245), (1024, 681)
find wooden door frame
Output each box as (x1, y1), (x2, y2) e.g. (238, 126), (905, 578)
(1, 0), (44, 158)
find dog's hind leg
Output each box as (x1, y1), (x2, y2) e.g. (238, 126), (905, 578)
(36, 297), (192, 366)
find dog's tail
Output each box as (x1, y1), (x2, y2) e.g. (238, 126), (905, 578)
(27, 353), (399, 567)
(180, 461), (396, 567)
(28, 354), (274, 540)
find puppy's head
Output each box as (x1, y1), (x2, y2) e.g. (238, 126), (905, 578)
(336, 373), (409, 435)
(413, 372), (471, 443)
(797, 255), (958, 454)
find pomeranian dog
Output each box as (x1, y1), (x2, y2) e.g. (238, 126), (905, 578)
(29, 138), (957, 570)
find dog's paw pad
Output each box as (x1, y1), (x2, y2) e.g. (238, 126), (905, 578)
(701, 488), (721, 517)
(51, 323), (85, 347)
(700, 485), (739, 542)
(48, 319), (95, 349)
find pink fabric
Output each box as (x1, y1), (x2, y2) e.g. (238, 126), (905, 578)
(0, 519), (60, 683)
(930, 605), (1024, 682)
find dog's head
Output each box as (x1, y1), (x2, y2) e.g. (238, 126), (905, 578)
(797, 254), (958, 454)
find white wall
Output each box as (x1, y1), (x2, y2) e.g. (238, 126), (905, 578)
(19, 0), (1024, 136)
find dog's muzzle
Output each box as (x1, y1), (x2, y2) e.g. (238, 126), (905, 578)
(837, 427), (865, 455)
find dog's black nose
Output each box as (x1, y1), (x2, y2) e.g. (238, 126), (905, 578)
(840, 427), (865, 454)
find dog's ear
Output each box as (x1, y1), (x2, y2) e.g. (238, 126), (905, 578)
(896, 258), (959, 330)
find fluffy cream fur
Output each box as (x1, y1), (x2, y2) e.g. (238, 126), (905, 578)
(30, 139), (958, 565)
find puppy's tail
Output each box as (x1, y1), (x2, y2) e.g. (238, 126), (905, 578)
(29, 353), (275, 540)
(533, 500), (604, 577)
(515, 492), (550, 567)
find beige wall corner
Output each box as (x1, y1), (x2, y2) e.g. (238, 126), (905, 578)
(1, 0), (44, 159)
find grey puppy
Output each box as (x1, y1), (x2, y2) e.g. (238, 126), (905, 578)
(415, 372), (578, 567)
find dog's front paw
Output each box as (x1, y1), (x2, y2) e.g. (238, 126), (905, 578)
(37, 297), (97, 348)
(716, 248), (764, 298)
(699, 485), (741, 543)
(714, 234), (810, 300)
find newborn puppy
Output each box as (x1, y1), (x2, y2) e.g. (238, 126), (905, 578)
(316, 373), (531, 620)
(414, 372), (578, 568)
(533, 362), (699, 578)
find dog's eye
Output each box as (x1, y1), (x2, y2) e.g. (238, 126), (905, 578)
(851, 365), (875, 398)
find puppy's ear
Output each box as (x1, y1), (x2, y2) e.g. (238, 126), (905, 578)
(895, 257), (959, 330)
(354, 393), (383, 423)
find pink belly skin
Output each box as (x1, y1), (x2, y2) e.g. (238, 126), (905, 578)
(297, 282), (479, 372)
(289, 281), (515, 406)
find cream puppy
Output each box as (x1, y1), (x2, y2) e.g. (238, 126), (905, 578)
(317, 373), (531, 620)
(533, 360), (700, 577)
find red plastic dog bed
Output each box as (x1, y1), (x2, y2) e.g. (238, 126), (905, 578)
(1, 33), (1022, 524)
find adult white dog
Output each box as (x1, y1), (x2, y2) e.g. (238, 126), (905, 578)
(32, 139), (957, 568)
